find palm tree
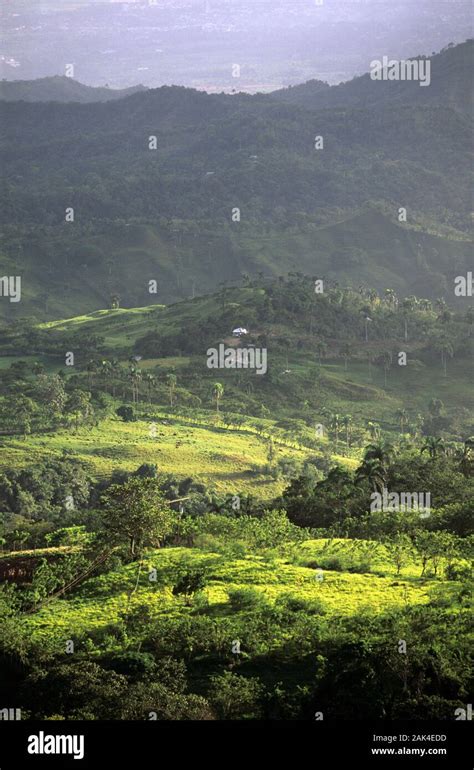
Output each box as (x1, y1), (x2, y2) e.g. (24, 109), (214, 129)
(401, 296), (418, 341)
(428, 398), (444, 418)
(355, 457), (386, 493)
(110, 358), (121, 397)
(316, 340), (328, 367)
(212, 382), (224, 415)
(437, 339), (454, 377)
(166, 374), (177, 407)
(341, 343), (352, 371)
(367, 421), (381, 441)
(342, 415), (352, 447)
(364, 440), (395, 471)
(460, 436), (474, 477)
(129, 366), (142, 404)
(395, 408), (409, 433)
(381, 350), (392, 386)
(384, 288), (398, 309)
(421, 436), (445, 460)
(86, 359), (98, 388)
(144, 372), (156, 404)
(329, 413), (340, 447)
(100, 359), (112, 393)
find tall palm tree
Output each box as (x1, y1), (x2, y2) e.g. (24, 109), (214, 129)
(212, 382), (224, 415)
(100, 359), (112, 393)
(330, 413), (340, 447)
(367, 421), (381, 441)
(316, 340), (328, 367)
(144, 372), (156, 404)
(129, 366), (142, 404)
(355, 457), (386, 493)
(342, 415), (352, 447)
(364, 440), (395, 470)
(432, 336), (454, 377)
(86, 359), (98, 389)
(381, 350), (392, 386)
(395, 408), (409, 433)
(401, 296), (418, 341)
(110, 358), (121, 398)
(341, 343), (352, 371)
(166, 373), (177, 407)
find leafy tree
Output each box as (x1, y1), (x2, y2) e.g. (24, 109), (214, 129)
(100, 477), (177, 558)
(208, 671), (263, 719)
(384, 533), (413, 575)
(66, 389), (92, 431)
(13, 395), (35, 439)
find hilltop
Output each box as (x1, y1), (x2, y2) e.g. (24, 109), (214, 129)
(0, 76), (147, 103)
(274, 40), (473, 116)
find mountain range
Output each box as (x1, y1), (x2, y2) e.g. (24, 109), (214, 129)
(0, 40), (472, 320)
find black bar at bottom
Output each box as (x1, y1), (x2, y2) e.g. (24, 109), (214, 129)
(0, 720), (471, 768)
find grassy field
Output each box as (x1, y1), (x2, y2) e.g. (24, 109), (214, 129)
(21, 538), (453, 647)
(0, 416), (316, 498)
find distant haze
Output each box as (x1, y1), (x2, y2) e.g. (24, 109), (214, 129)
(1, 0), (472, 91)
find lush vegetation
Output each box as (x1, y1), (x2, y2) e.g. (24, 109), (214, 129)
(0, 38), (471, 723)
(0, 275), (472, 720)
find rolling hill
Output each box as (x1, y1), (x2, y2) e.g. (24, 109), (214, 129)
(0, 76), (148, 103)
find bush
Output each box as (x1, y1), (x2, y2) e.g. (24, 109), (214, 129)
(116, 405), (136, 422)
(227, 587), (268, 612)
(445, 563), (472, 581)
(275, 593), (325, 615)
(172, 568), (207, 602)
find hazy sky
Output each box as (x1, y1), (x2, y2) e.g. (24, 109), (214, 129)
(1, 0), (472, 90)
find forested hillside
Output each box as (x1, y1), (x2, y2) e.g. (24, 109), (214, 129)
(0, 42), (472, 319)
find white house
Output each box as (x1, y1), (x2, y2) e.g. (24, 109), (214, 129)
(232, 327), (248, 337)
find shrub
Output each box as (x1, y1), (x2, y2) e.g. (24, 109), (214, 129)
(227, 587), (268, 612)
(275, 593), (325, 615)
(116, 405), (136, 422)
(172, 568), (207, 601)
